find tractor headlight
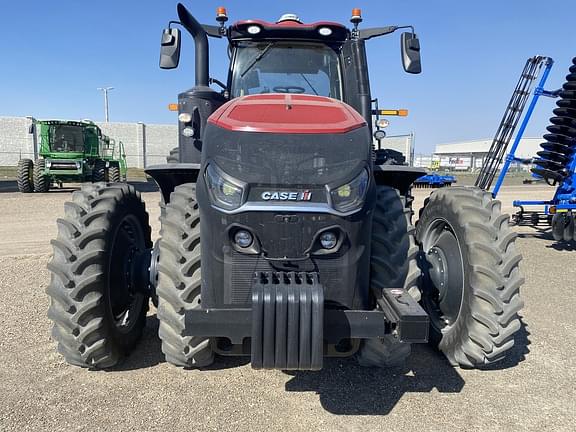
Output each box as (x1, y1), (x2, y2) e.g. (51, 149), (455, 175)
(205, 164), (246, 210)
(329, 169), (369, 213)
(178, 112), (192, 123)
(45, 160), (51, 168)
(182, 127), (195, 138)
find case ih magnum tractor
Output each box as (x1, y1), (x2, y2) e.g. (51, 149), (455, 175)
(46, 4), (524, 371)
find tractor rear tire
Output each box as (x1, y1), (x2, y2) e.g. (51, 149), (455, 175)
(357, 186), (420, 367)
(46, 183), (152, 368)
(108, 165), (121, 183)
(17, 159), (34, 193)
(416, 187), (524, 368)
(93, 160), (106, 182)
(33, 159), (50, 193)
(157, 183), (214, 368)
(166, 147), (179, 163)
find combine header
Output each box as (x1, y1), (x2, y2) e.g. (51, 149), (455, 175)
(46, 4), (524, 372)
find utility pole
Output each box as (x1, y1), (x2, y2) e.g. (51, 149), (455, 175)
(97, 87), (114, 123)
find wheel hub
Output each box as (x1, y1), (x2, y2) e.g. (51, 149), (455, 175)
(108, 215), (149, 333)
(420, 219), (465, 331)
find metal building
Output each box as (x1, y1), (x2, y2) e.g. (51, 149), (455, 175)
(434, 138), (542, 171)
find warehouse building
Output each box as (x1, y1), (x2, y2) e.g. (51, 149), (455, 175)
(433, 137), (542, 171)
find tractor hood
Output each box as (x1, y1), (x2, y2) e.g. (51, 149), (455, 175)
(202, 94), (372, 187)
(207, 94), (366, 135)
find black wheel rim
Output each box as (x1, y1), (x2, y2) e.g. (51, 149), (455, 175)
(419, 218), (465, 333)
(108, 214), (146, 333)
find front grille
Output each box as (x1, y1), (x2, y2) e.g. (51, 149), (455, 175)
(226, 250), (347, 305)
(50, 162), (78, 170)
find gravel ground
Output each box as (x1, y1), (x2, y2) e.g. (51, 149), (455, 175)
(0, 182), (574, 431)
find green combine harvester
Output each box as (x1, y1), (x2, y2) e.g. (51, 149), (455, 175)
(17, 120), (127, 193)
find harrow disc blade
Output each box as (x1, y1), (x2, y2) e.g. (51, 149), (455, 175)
(536, 150), (570, 164)
(532, 158), (565, 171)
(540, 142), (574, 155)
(546, 124), (576, 138)
(552, 107), (576, 119)
(530, 167), (565, 182)
(550, 116), (576, 129)
(542, 133), (576, 147)
(556, 99), (576, 110)
(558, 90), (576, 101)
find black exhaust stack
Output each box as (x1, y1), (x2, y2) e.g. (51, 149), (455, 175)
(174, 3), (226, 165)
(177, 3), (209, 87)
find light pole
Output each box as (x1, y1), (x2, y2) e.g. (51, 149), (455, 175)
(97, 87), (114, 122)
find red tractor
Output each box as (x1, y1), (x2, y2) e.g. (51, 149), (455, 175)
(47, 4), (524, 371)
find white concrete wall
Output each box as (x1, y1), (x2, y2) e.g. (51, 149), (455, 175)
(0, 117), (36, 165)
(143, 123), (178, 167)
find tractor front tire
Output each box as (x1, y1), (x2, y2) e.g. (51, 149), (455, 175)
(357, 186), (420, 367)
(46, 183), (152, 368)
(17, 159), (34, 193)
(416, 187), (524, 368)
(108, 164), (121, 183)
(157, 183), (214, 368)
(33, 159), (50, 193)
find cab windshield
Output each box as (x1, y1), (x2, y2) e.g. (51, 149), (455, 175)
(230, 42), (342, 99)
(49, 125), (85, 153)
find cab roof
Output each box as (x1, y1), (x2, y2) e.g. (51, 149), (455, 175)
(228, 19), (349, 43)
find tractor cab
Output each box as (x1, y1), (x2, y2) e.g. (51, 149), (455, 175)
(157, 5), (422, 166)
(227, 15), (347, 100)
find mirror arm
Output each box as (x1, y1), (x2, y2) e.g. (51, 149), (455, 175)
(203, 25), (224, 38)
(359, 25), (415, 40)
(396, 25), (415, 35)
(209, 77), (227, 90)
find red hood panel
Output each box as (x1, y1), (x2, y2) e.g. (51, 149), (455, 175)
(208, 94), (366, 134)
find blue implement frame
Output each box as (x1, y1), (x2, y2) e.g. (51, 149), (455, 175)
(491, 56), (576, 224)
(492, 58), (555, 197)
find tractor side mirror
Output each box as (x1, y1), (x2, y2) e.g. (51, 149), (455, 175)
(160, 28), (181, 69)
(401, 32), (422, 74)
(28, 123), (35, 134)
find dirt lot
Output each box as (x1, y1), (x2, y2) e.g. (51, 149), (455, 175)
(0, 182), (574, 432)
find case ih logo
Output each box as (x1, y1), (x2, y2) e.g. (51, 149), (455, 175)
(261, 191), (312, 201)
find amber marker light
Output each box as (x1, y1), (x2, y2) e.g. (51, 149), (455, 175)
(378, 109), (409, 117)
(217, 7), (228, 21)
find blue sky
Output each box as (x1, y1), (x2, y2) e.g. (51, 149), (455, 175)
(0, 0), (573, 153)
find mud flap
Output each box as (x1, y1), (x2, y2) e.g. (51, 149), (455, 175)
(251, 272), (324, 370)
